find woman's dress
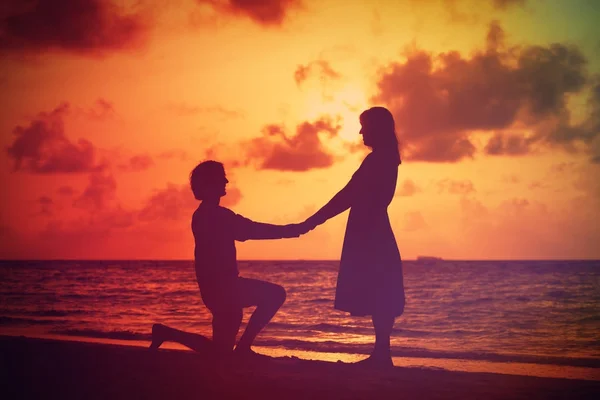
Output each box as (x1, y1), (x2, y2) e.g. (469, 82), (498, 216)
(314, 149), (405, 317)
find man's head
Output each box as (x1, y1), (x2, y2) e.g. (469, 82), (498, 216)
(190, 160), (228, 201)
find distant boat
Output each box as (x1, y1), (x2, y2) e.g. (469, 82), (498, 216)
(415, 256), (443, 265)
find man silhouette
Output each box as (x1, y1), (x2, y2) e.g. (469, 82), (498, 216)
(150, 160), (302, 356)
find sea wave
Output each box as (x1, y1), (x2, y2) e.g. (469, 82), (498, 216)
(51, 328), (151, 341)
(45, 327), (600, 368)
(0, 316), (59, 326)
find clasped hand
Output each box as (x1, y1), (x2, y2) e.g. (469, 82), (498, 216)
(282, 218), (318, 238)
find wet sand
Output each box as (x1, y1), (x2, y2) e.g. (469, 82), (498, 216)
(2, 335), (599, 399)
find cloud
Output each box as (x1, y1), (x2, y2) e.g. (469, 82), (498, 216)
(0, 0), (149, 56)
(84, 98), (116, 120)
(437, 179), (476, 195)
(38, 196), (53, 216)
(6, 103), (105, 174)
(158, 149), (189, 161)
(484, 132), (534, 155)
(396, 179), (422, 197)
(402, 211), (427, 232)
(73, 172), (117, 210)
(294, 60), (341, 86)
(245, 116), (341, 171)
(196, 0), (302, 27)
(492, 0), (526, 9)
(139, 182), (242, 222)
(57, 186), (75, 196)
(372, 21), (596, 162)
(118, 154), (154, 172)
(166, 103), (243, 119)
(138, 184), (198, 222)
(527, 181), (546, 190)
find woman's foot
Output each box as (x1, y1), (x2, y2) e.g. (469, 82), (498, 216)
(355, 354), (394, 369)
(149, 323), (167, 351)
(234, 345), (270, 361)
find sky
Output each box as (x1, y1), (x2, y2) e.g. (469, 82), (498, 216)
(0, 0), (599, 260)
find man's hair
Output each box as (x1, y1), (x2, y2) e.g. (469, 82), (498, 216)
(189, 160), (224, 200)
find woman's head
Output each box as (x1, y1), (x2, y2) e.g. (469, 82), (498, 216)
(190, 160), (228, 201)
(359, 106), (401, 164)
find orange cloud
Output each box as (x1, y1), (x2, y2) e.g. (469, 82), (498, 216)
(166, 103), (243, 119)
(396, 179), (422, 197)
(437, 179), (476, 195)
(402, 211), (427, 232)
(0, 0), (149, 56)
(294, 60), (341, 86)
(245, 117), (341, 171)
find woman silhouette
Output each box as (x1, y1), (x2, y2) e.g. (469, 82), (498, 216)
(301, 106), (405, 368)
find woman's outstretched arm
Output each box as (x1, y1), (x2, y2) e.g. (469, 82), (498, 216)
(303, 163), (366, 229)
(305, 185), (353, 228)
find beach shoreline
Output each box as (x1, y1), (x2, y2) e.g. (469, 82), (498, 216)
(2, 331), (599, 382)
(2, 335), (599, 400)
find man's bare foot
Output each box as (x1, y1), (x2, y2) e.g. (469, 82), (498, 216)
(149, 323), (167, 351)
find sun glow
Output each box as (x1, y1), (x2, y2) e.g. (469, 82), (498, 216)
(301, 84), (369, 142)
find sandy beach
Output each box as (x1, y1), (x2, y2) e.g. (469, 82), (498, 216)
(2, 335), (599, 400)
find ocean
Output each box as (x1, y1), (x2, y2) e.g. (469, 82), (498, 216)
(1, 260), (599, 379)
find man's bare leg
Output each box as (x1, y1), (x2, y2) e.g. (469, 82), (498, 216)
(149, 323), (212, 353)
(235, 282), (286, 355)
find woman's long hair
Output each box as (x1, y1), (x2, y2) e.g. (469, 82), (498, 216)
(359, 106), (401, 165)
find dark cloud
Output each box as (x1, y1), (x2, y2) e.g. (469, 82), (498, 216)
(74, 172), (116, 210)
(372, 21), (596, 162)
(57, 186), (75, 196)
(6, 103), (105, 173)
(85, 98), (115, 120)
(138, 184), (197, 222)
(437, 179), (476, 195)
(294, 60), (341, 86)
(245, 117), (341, 171)
(492, 0), (526, 9)
(119, 154), (154, 172)
(0, 0), (149, 56)
(396, 179), (422, 197)
(38, 196), (53, 216)
(196, 0), (301, 26)
(484, 132), (533, 155)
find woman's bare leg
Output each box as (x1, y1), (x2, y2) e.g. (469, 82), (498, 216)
(372, 313), (395, 361)
(355, 313), (395, 367)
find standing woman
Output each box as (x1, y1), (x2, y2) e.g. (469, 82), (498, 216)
(302, 106), (405, 368)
